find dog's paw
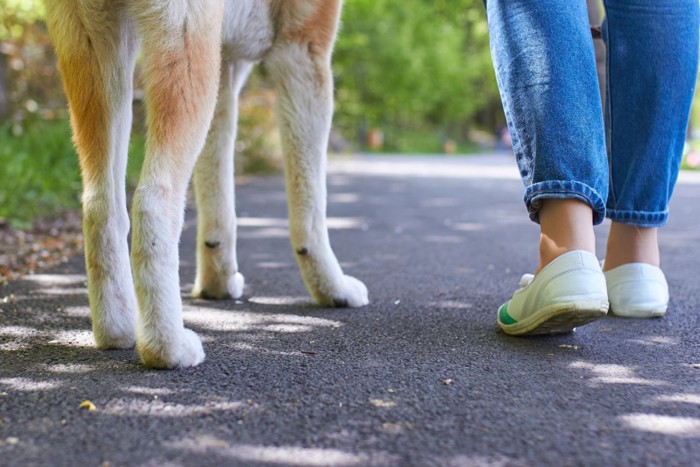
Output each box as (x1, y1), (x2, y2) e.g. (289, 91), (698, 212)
(137, 328), (205, 369)
(318, 274), (369, 308)
(192, 272), (245, 300)
(93, 316), (136, 350)
(94, 332), (135, 350)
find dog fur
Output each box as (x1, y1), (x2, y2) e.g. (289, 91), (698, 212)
(45, 0), (368, 369)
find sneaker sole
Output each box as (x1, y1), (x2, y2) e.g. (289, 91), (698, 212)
(499, 300), (609, 336)
(610, 305), (666, 319)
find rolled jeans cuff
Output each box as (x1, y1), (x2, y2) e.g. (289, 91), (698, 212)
(606, 208), (668, 228)
(524, 180), (607, 225)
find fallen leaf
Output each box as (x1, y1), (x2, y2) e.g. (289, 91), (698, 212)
(370, 399), (396, 408)
(79, 400), (96, 411)
(558, 344), (579, 350)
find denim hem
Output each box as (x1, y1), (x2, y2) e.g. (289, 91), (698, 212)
(606, 208), (668, 228)
(524, 180), (607, 225)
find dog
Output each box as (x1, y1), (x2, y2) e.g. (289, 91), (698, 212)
(45, 0), (368, 369)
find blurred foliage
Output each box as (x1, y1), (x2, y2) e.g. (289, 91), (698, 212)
(235, 83), (282, 175)
(0, 119), (147, 227)
(333, 0), (503, 151)
(1, 0), (63, 127)
(0, 120), (77, 227)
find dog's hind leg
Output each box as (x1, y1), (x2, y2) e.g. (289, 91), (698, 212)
(191, 59), (253, 300)
(130, 1), (224, 368)
(46, 2), (139, 349)
(265, 4), (369, 307)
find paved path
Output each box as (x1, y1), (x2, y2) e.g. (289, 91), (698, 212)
(1, 154), (700, 466)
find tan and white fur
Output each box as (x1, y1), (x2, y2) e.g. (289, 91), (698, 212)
(45, 0), (368, 369)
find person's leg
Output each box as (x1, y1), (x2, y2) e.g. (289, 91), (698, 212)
(538, 199), (596, 274)
(598, 0), (698, 318)
(485, 1), (609, 335)
(484, 0), (608, 273)
(602, 0), (699, 270)
(604, 224), (659, 270)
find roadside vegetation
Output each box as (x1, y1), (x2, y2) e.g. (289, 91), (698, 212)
(1, 0), (699, 229)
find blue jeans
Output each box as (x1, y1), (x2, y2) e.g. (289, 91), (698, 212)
(485, 0), (699, 226)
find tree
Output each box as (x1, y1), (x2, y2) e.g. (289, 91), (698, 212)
(332, 0), (502, 148)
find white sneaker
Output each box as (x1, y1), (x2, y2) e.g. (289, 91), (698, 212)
(603, 263), (668, 318)
(497, 250), (609, 336)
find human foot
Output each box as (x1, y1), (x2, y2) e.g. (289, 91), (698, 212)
(602, 223), (659, 271)
(604, 263), (668, 318)
(602, 223), (666, 318)
(536, 199), (596, 274)
(498, 250), (608, 336)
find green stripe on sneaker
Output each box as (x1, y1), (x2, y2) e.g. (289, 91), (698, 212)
(499, 302), (517, 325)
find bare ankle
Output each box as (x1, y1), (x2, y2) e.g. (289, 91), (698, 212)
(537, 199), (596, 274)
(603, 222), (659, 271)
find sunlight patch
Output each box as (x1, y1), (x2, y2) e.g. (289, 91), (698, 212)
(570, 361), (669, 387)
(452, 222), (485, 232)
(0, 377), (61, 391)
(247, 296), (311, 306)
(122, 386), (180, 396)
(237, 217), (365, 230)
(228, 342), (301, 357)
(41, 363), (98, 374)
(0, 341), (31, 351)
(0, 326), (42, 338)
(36, 287), (89, 296)
(102, 399), (244, 417)
(22, 274), (86, 286)
(168, 436), (389, 466)
(619, 414), (700, 438)
(183, 306), (341, 333)
(61, 306), (90, 318)
(328, 156), (521, 181)
(47, 330), (94, 347)
(626, 336), (678, 346)
(655, 393), (700, 406)
(430, 300), (473, 310)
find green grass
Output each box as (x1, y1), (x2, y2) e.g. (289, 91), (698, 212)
(364, 126), (480, 154)
(0, 120), (145, 228)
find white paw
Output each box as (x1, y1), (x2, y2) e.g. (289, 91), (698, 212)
(228, 272), (245, 299)
(93, 316), (136, 350)
(319, 274), (369, 308)
(137, 328), (205, 369)
(192, 272), (245, 300)
(94, 331), (135, 350)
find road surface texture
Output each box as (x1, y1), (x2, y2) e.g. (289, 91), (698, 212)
(1, 154), (699, 466)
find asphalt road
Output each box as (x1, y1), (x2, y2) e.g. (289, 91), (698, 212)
(1, 154), (699, 466)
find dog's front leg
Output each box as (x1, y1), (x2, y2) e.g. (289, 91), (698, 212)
(46, 2), (139, 349)
(266, 38), (369, 308)
(191, 59), (253, 300)
(130, 1), (224, 368)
